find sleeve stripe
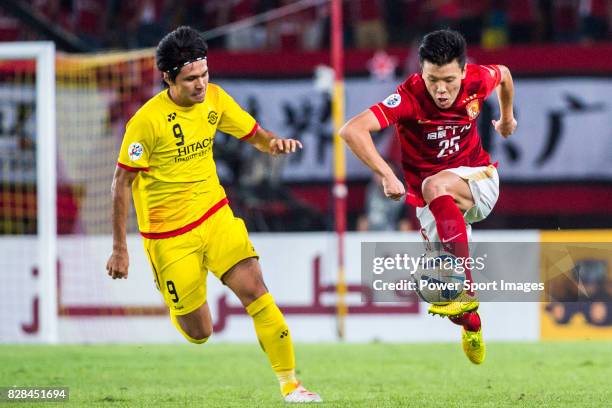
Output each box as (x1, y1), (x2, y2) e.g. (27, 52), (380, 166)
(494, 65), (502, 87)
(370, 105), (389, 128)
(117, 162), (149, 172)
(240, 122), (259, 141)
(484, 64), (502, 87)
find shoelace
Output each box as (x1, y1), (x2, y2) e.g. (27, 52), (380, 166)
(295, 387), (317, 397)
(467, 334), (480, 348)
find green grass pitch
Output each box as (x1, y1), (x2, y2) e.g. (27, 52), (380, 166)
(1, 341), (611, 407)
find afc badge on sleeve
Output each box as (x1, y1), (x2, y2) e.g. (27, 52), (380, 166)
(128, 142), (144, 161)
(382, 93), (401, 108)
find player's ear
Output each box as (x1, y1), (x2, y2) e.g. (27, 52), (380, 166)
(461, 65), (467, 79)
(162, 72), (172, 86)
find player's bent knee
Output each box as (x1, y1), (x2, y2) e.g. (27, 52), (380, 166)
(224, 258), (269, 306)
(184, 333), (211, 345)
(171, 313), (213, 344)
(241, 281), (268, 305)
(181, 326), (213, 344)
(422, 176), (446, 203)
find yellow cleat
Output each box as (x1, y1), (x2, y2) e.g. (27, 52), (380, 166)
(462, 328), (486, 364)
(427, 292), (479, 317)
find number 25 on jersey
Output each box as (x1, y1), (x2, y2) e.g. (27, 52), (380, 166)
(437, 136), (460, 158)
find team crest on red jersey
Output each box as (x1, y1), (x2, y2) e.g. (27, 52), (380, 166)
(466, 100), (480, 120)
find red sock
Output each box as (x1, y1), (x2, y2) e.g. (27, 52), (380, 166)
(428, 195), (473, 295)
(449, 312), (481, 332)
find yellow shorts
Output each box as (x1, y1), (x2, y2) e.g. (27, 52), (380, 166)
(143, 204), (258, 315)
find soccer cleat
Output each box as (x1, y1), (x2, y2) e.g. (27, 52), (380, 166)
(283, 383), (322, 403)
(427, 292), (479, 317)
(462, 328), (486, 364)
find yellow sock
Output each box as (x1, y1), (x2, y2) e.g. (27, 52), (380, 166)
(246, 293), (297, 395)
(276, 370), (298, 396)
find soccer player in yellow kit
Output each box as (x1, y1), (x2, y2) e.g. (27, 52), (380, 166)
(105, 26), (321, 403)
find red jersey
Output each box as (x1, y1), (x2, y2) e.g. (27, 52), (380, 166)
(369, 64), (502, 207)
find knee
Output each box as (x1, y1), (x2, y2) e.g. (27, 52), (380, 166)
(224, 258), (269, 306)
(421, 176), (446, 203)
(171, 306), (214, 344)
(421, 176), (449, 204)
(182, 326), (213, 344)
(240, 283), (268, 306)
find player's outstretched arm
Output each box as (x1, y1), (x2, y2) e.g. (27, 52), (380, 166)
(492, 65), (517, 138)
(339, 110), (405, 201)
(106, 166), (136, 280)
(246, 126), (303, 156)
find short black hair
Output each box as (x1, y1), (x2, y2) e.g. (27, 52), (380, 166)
(418, 29), (466, 68)
(156, 26), (208, 82)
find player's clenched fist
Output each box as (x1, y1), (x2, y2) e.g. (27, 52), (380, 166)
(381, 174), (406, 201)
(106, 250), (129, 279)
(492, 118), (517, 138)
(269, 138), (303, 155)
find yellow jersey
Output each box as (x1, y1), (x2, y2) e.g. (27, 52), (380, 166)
(117, 83), (258, 238)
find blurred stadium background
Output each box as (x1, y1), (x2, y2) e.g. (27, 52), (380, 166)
(1, 0), (612, 406)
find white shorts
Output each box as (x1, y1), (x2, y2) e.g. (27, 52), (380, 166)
(416, 165), (499, 245)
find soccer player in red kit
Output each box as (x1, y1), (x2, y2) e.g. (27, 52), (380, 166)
(340, 30), (516, 364)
